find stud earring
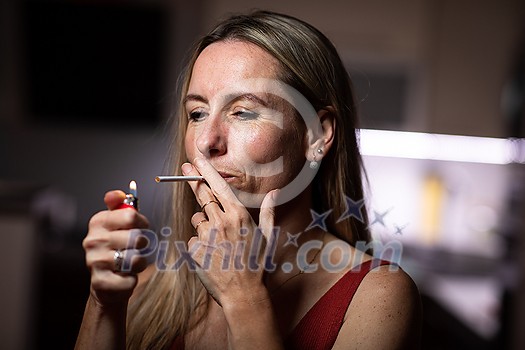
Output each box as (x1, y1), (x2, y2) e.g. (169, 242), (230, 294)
(309, 148), (323, 169)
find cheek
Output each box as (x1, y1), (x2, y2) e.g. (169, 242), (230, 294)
(184, 129), (196, 160)
(234, 126), (303, 175)
(232, 126), (284, 165)
(227, 133), (273, 173)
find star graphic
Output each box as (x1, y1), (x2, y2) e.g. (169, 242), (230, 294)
(369, 208), (392, 227)
(284, 231), (301, 247)
(305, 209), (332, 232)
(392, 223), (409, 235)
(337, 195), (365, 223)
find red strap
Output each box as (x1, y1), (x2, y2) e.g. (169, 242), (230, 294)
(284, 259), (391, 350)
(171, 259), (392, 350)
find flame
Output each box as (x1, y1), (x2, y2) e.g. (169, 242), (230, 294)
(129, 180), (137, 192)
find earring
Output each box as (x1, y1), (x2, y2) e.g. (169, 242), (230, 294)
(309, 148), (323, 169)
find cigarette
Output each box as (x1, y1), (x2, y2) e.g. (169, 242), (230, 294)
(155, 175), (205, 183)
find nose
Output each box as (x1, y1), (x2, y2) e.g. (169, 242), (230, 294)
(195, 116), (227, 157)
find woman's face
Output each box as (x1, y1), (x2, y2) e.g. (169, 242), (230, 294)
(184, 40), (307, 202)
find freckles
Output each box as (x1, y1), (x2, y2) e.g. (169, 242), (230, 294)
(184, 130), (196, 158)
(237, 140), (271, 164)
(240, 132), (282, 163)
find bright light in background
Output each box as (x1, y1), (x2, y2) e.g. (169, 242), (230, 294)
(361, 134), (510, 258)
(360, 130), (511, 338)
(359, 129), (525, 164)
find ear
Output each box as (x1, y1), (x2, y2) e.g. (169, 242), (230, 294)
(305, 107), (336, 161)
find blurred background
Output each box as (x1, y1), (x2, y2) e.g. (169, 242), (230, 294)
(1, 0), (524, 349)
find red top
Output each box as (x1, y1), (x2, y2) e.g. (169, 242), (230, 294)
(284, 259), (391, 349)
(171, 259), (391, 349)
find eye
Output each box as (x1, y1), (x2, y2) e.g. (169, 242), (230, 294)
(188, 110), (207, 121)
(233, 110), (259, 120)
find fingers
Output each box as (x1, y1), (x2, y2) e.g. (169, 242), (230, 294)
(83, 227), (150, 273)
(104, 190), (127, 210)
(259, 189), (279, 241)
(86, 247), (149, 274)
(182, 162), (224, 220)
(89, 207), (149, 231)
(200, 199), (221, 213)
(184, 159), (279, 240)
(84, 191), (153, 305)
(85, 202), (151, 276)
(191, 212), (208, 230)
(83, 228), (148, 251)
(187, 158), (243, 211)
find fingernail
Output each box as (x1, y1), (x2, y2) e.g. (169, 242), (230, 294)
(181, 163), (192, 174)
(271, 189), (280, 200)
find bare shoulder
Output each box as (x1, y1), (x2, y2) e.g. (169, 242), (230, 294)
(332, 263), (422, 350)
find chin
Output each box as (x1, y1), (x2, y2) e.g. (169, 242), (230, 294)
(229, 187), (267, 209)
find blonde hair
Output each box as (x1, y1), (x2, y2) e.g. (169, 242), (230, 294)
(126, 10), (370, 349)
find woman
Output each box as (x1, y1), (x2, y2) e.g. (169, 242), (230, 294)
(76, 11), (421, 350)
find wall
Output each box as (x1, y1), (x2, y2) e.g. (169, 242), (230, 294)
(201, 0), (525, 137)
(429, 0), (524, 137)
(0, 0), (204, 227)
(1, 0), (525, 349)
(2, 0), (523, 225)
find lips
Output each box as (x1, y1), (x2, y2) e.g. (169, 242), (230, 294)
(216, 171), (238, 183)
(209, 164), (240, 182)
(217, 171), (233, 178)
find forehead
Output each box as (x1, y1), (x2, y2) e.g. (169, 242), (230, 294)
(189, 40), (281, 95)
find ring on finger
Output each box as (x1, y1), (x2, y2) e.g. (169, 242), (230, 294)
(201, 199), (220, 212)
(114, 249), (124, 272)
(195, 219), (207, 231)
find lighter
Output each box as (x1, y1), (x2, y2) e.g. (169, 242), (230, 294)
(117, 180), (139, 210)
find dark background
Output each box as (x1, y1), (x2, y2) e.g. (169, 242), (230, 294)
(1, 0), (525, 349)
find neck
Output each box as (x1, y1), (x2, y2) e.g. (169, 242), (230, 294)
(249, 186), (314, 233)
(257, 187), (327, 273)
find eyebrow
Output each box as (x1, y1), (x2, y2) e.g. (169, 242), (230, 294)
(183, 94), (208, 105)
(183, 93), (271, 108)
(226, 93), (271, 108)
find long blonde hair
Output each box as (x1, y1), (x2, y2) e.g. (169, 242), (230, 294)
(126, 10), (370, 349)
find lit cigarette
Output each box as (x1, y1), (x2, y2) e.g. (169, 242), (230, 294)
(155, 175), (205, 183)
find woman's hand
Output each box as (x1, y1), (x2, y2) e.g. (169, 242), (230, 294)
(82, 190), (150, 307)
(183, 158), (278, 308)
